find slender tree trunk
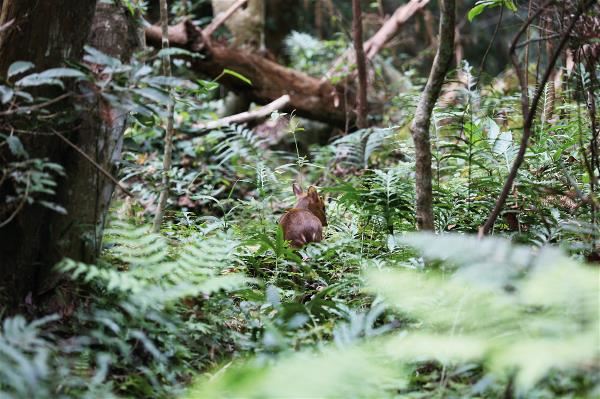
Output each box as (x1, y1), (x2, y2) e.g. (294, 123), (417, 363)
(152, 0), (176, 232)
(352, 0), (368, 128)
(0, 0), (140, 312)
(409, 0), (455, 231)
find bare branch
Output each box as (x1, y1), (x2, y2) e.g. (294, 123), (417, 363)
(364, 0), (430, 60)
(0, 93), (71, 116)
(204, 0), (248, 38)
(0, 173), (30, 229)
(324, 0), (428, 82)
(153, 0), (176, 233)
(194, 94), (290, 130)
(0, 18), (14, 33)
(51, 130), (134, 198)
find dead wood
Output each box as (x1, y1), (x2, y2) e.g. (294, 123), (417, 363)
(324, 0), (429, 82)
(145, 20), (351, 126)
(364, 0), (430, 59)
(194, 94), (290, 130)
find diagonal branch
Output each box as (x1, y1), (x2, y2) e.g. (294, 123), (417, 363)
(52, 129), (134, 198)
(364, 0), (430, 59)
(203, 0), (247, 38)
(324, 0), (429, 82)
(193, 94), (290, 130)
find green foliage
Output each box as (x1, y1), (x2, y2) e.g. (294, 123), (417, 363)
(468, 0), (517, 22)
(58, 221), (248, 306)
(0, 315), (123, 398)
(284, 31), (347, 77)
(3, 5), (600, 399)
(0, 221), (248, 398)
(186, 234), (600, 399)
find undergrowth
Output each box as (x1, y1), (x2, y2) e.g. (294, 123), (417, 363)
(1, 34), (598, 399)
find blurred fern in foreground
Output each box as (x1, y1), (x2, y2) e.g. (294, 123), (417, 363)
(0, 221), (249, 399)
(185, 234), (600, 398)
(58, 220), (249, 309)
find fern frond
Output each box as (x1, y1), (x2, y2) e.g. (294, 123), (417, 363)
(212, 124), (267, 166)
(57, 222), (248, 309)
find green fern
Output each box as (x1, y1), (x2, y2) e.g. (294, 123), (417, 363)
(57, 221), (249, 309)
(331, 127), (393, 169)
(211, 124), (267, 166)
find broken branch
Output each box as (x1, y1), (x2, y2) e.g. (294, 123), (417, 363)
(194, 94), (290, 130)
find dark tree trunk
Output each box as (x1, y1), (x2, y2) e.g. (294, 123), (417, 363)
(409, 0), (455, 231)
(0, 0), (139, 312)
(352, 0), (368, 128)
(0, 1), (97, 75)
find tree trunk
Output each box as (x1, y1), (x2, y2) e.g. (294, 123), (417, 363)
(409, 0), (455, 231)
(0, 0), (140, 312)
(0, 1), (97, 76)
(152, 0), (176, 232)
(352, 0), (368, 128)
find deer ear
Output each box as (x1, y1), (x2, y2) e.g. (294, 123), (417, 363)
(292, 183), (303, 196)
(307, 186), (318, 199)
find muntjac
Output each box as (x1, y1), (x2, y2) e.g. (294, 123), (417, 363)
(279, 183), (327, 248)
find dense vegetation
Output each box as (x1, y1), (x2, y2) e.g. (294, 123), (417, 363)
(0, 0), (598, 398)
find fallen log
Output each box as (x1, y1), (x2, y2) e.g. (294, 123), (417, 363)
(145, 20), (352, 126)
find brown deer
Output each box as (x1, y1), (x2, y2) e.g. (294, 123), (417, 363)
(279, 183), (327, 248)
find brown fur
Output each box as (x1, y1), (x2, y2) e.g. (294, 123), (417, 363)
(279, 183), (327, 248)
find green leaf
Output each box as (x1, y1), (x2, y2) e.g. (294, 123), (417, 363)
(142, 76), (199, 90)
(6, 135), (28, 158)
(468, 4), (488, 21)
(36, 67), (86, 79)
(197, 80), (219, 91)
(504, 0), (517, 11)
(7, 61), (34, 78)
(133, 87), (172, 104)
(15, 76), (64, 88)
(221, 68), (252, 85)
(157, 47), (200, 59)
(14, 90), (33, 103)
(0, 85), (14, 104)
(15, 68), (86, 87)
(38, 201), (67, 214)
(84, 46), (121, 68)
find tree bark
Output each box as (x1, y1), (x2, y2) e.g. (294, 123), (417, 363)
(0, 0), (140, 312)
(352, 0), (368, 128)
(409, 0), (455, 231)
(0, 0), (98, 311)
(0, 1), (97, 76)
